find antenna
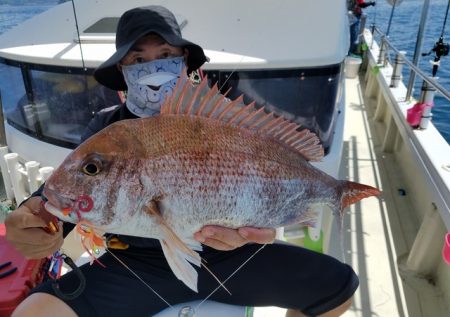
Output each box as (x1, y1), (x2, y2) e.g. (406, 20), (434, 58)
(71, 0), (86, 71)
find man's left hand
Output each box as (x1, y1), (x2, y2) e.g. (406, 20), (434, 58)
(194, 226), (276, 251)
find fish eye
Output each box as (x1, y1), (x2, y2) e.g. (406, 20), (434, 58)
(82, 160), (102, 176)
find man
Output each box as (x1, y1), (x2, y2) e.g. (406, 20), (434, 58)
(348, 0), (376, 54)
(6, 6), (358, 317)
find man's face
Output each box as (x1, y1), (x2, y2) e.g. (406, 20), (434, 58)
(120, 34), (185, 66)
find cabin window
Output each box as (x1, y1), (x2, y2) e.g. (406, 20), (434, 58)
(204, 64), (344, 152)
(0, 63), (31, 132)
(0, 59), (343, 152)
(83, 17), (119, 33)
(0, 59), (121, 148)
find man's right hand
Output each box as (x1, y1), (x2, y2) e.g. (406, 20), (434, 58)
(5, 196), (63, 259)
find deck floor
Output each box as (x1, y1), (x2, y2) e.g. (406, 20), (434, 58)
(254, 74), (408, 317)
(329, 75), (407, 316)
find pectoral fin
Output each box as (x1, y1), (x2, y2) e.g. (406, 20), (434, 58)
(160, 239), (201, 292)
(144, 201), (201, 292)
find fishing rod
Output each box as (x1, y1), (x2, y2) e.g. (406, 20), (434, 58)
(386, 0), (403, 36)
(422, 0), (450, 77)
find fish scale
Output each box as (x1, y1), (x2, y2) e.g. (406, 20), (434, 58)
(43, 73), (380, 292)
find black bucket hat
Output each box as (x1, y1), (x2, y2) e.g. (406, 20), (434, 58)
(94, 5), (208, 91)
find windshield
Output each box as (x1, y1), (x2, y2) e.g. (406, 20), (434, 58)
(205, 64), (344, 152)
(0, 60), (343, 152)
(0, 59), (122, 148)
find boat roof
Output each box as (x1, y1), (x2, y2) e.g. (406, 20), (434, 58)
(0, 0), (349, 70)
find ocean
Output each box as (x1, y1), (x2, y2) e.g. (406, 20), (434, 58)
(364, 0), (450, 142)
(0, 0), (449, 142)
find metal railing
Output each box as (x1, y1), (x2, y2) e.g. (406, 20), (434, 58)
(370, 26), (450, 103)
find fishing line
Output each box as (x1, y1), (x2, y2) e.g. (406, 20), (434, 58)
(194, 1), (321, 311)
(106, 248), (177, 313)
(74, 2), (316, 314)
(216, 55), (245, 94)
(192, 4), (286, 309)
(195, 244), (266, 311)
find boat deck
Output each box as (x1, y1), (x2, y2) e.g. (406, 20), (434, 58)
(328, 73), (407, 316)
(1, 70), (446, 317)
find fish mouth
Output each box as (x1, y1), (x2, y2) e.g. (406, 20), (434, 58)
(42, 187), (78, 222)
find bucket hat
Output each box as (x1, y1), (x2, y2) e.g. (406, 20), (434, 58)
(94, 5), (208, 91)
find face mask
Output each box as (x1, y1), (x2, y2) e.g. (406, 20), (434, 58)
(122, 56), (185, 117)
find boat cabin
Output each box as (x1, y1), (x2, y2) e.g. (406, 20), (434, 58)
(0, 0), (349, 168)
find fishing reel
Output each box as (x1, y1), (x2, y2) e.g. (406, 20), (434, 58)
(422, 37), (450, 59)
(422, 37), (449, 76)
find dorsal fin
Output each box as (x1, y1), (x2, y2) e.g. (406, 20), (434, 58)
(160, 72), (324, 162)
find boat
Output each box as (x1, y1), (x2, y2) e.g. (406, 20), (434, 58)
(0, 0), (448, 316)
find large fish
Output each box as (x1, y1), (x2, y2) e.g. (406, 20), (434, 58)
(43, 74), (380, 292)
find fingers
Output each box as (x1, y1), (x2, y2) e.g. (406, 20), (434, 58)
(194, 225), (248, 251)
(6, 202), (48, 230)
(194, 225), (276, 251)
(14, 232), (64, 259)
(6, 225), (64, 259)
(5, 197), (63, 258)
(238, 227), (276, 244)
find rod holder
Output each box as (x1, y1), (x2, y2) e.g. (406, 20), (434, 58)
(419, 78), (437, 129)
(4, 153), (27, 205)
(39, 166), (54, 182)
(390, 51), (406, 88)
(377, 36), (387, 65)
(0, 147), (14, 200)
(25, 161), (40, 193)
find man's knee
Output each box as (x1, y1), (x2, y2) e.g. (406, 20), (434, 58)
(286, 296), (353, 317)
(319, 296), (353, 317)
(12, 293), (77, 317)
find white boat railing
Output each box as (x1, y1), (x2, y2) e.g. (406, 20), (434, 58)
(361, 28), (450, 232)
(372, 26), (450, 101)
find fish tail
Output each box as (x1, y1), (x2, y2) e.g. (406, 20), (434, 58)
(340, 180), (381, 214)
(333, 181), (380, 263)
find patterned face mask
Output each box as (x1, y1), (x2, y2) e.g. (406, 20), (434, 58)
(122, 56), (185, 117)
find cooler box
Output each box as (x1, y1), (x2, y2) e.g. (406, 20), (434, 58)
(0, 224), (47, 317)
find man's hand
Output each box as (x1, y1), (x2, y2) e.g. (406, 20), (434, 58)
(194, 225), (276, 251)
(5, 196), (63, 259)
